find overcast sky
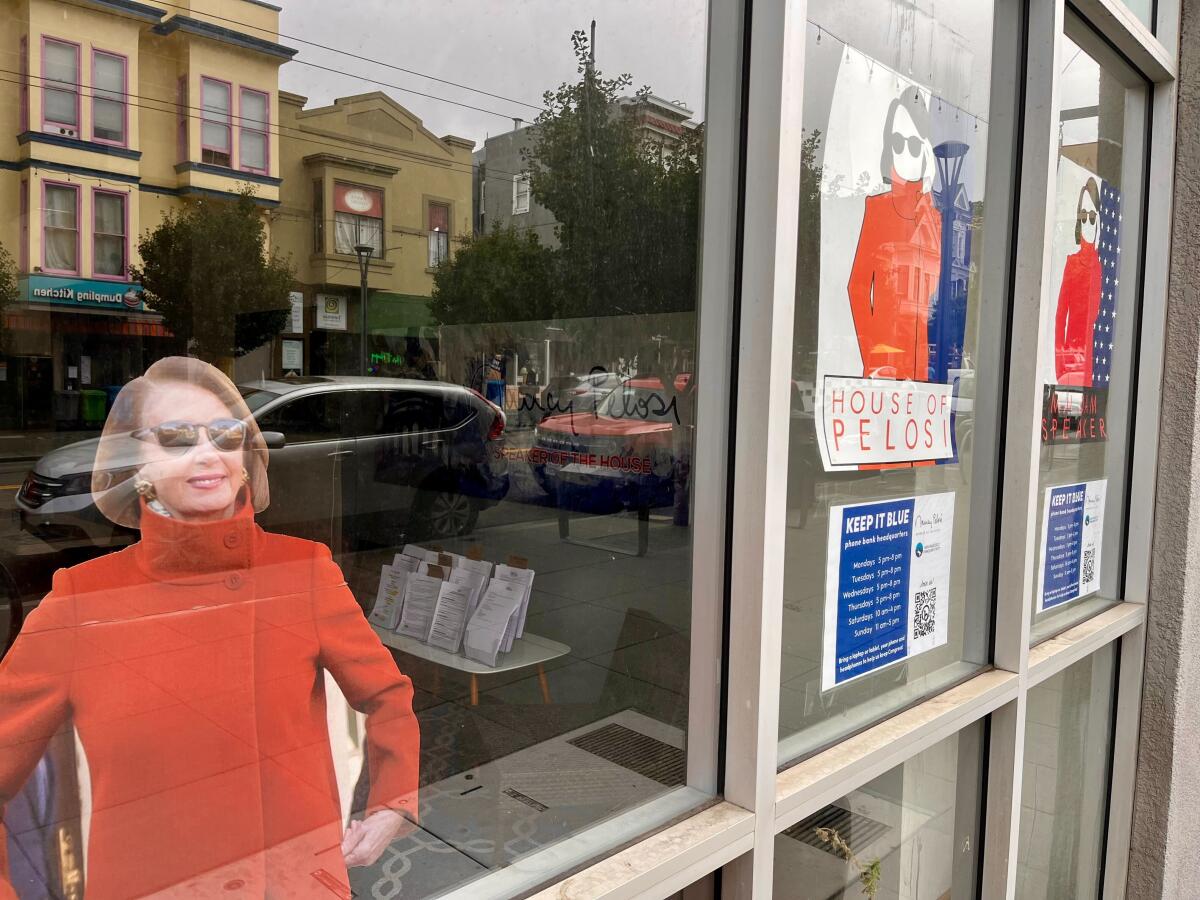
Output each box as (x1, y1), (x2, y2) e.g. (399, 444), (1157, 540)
(274, 0), (710, 148)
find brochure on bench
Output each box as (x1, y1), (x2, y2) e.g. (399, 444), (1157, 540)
(464, 580), (525, 667)
(368, 564), (410, 631)
(427, 580), (476, 653)
(494, 564), (536, 647)
(397, 573), (442, 641)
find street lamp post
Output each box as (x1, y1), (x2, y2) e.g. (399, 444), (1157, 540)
(354, 243), (373, 376)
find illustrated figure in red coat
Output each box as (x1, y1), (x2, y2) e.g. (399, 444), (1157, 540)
(1054, 177), (1102, 386)
(847, 85), (942, 382)
(0, 357), (419, 899)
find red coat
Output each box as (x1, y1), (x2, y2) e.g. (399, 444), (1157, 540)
(847, 176), (942, 382)
(0, 501), (419, 899)
(1054, 240), (1102, 386)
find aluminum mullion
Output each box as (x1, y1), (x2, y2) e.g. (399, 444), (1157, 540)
(774, 670), (1018, 833)
(719, 0), (808, 894)
(1026, 601), (1144, 686)
(685, 0), (751, 799)
(1071, 0), (1176, 81)
(982, 0), (1066, 895)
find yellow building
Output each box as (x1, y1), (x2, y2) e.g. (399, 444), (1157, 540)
(0, 0), (292, 427)
(270, 90), (475, 378)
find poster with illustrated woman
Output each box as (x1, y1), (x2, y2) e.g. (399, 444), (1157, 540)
(1039, 155), (1122, 445)
(813, 39), (985, 472)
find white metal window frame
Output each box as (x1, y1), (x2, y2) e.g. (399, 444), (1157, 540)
(498, 0), (1179, 897)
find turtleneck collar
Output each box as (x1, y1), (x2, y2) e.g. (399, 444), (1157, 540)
(888, 173), (928, 220)
(133, 490), (259, 582)
(1077, 238), (1099, 260)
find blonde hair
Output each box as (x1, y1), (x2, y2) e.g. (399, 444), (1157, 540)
(92, 356), (270, 527)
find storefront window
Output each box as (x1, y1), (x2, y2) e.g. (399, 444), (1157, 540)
(1031, 22), (1148, 644)
(92, 50), (126, 146)
(201, 77), (233, 167)
(779, 0), (1003, 761)
(0, 1), (714, 897)
(774, 723), (985, 897)
(1016, 645), (1118, 899)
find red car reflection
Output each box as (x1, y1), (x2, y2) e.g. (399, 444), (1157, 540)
(529, 375), (692, 512)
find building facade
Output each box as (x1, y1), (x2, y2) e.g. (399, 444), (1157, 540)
(0, 0), (293, 428)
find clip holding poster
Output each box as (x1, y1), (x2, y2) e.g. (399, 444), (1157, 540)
(822, 492), (955, 690)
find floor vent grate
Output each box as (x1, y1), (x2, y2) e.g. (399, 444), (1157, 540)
(782, 805), (890, 855)
(567, 723), (685, 786)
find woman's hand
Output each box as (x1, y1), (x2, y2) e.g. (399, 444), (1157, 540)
(341, 809), (413, 867)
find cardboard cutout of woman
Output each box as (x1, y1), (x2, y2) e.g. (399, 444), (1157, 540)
(0, 357), (419, 899)
(1054, 177), (1103, 386)
(847, 86), (943, 383)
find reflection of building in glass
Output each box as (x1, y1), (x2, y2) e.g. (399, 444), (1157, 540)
(928, 140), (975, 383)
(0, 0), (294, 431)
(472, 94), (695, 244)
(270, 91), (475, 379)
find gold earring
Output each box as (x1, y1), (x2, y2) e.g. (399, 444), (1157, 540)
(134, 477), (157, 501)
(241, 467), (251, 485)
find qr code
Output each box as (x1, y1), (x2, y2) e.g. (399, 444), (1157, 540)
(1082, 548), (1096, 585)
(913, 588), (937, 639)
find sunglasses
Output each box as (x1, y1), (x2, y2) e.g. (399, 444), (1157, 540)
(891, 133), (925, 157)
(132, 419), (249, 452)
(1079, 210), (1097, 225)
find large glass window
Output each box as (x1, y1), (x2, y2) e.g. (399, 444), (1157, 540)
(92, 50), (126, 145)
(1029, 22), (1149, 643)
(780, 0), (1005, 761)
(774, 723), (985, 897)
(42, 38), (79, 132)
(0, 3), (715, 898)
(1016, 645), (1118, 899)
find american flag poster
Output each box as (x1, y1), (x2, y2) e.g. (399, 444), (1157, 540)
(1040, 156), (1122, 445)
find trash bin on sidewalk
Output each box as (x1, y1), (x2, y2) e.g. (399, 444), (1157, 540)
(104, 385), (123, 413)
(53, 391), (80, 431)
(81, 390), (107, 427)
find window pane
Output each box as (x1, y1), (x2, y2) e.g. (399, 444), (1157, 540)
(241, 90), (268, 125)
(774, 723), (984, 897)
(1031, 25), (1148, 643)
(43, 40), (77, 86)
(44, 186), (77, 271)
(94, 52), (123, 94)
(94, 97), (124, 143)
(43, 88), (77, 126)
(242, 130), (267, 170)
(780, 0), (1002, 760)
(1016, 645), (1117, 899)
(44, 185), (76, 228)
(1, 2), (715, 897)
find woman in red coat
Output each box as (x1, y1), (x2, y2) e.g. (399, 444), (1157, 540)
(0, 357), (419, 899)
(1054, 177), (1103, 386)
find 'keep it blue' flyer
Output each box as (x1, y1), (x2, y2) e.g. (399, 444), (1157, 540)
(822, 492), (955, 690)
(1038, 480), (1106, 612)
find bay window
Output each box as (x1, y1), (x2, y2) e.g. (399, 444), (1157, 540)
(240, 88), (269, 173)
(43, 183), (79, 274)
(93, 191), (127, 279)
(42, 38), (79, 134)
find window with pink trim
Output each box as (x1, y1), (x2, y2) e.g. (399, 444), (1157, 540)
(19, 181), (29, 272)
(43, 182), (79, 275)
(200, 77), (232, 167)
(93, 190), (127, 279)
(19, 37), (28, 133)
(177, 76), (188, 162)
(239, 87), (269, 174)
(42, 38), (80, 135)
(92, 50), (127, 146)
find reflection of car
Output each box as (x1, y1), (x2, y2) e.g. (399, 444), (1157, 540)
(16, 376), (509, 551)
(530, 374), (691, 512)
(538, 371), (623, 418)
